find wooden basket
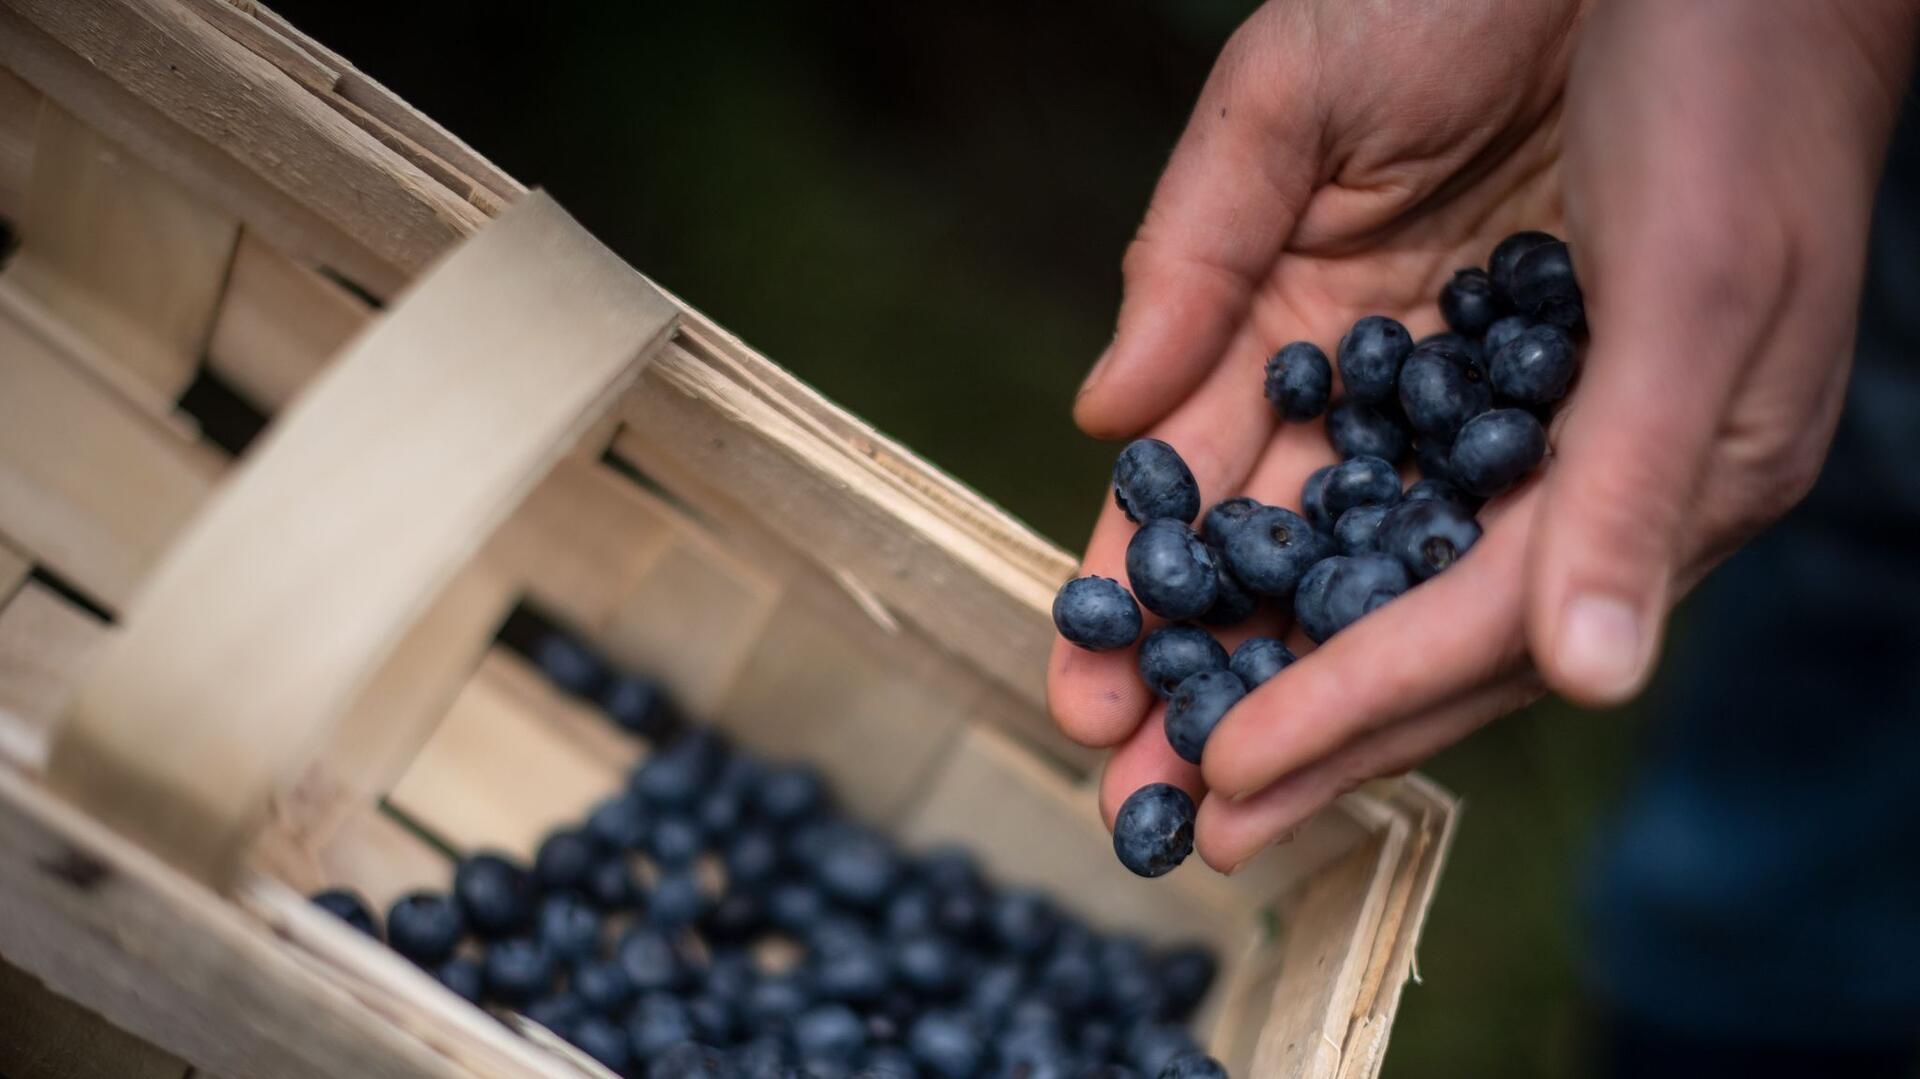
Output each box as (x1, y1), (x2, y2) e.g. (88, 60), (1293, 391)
(0, 2), (1457, 1077)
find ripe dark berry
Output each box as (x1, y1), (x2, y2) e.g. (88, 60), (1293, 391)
(1137, 625), (1229, 699)
(617, 927), (694, 993)
(894, 933), (963, 997)
(310, 888), (380, 940)
(533, 828), (596, 892)
(814, 825), (901, 908)
(1334, 504), (1391, 555)
(571, 1014), (631, 1073)
(649, 866), (713, 929)
(1156, 945), (1218, 1019)
(702, 891), (765, 944)
(725, 827), (782, 891)
(632, 730), (726, 808)
(584, 855), (640, 910)
(1126, 519), (1220, 621)
(1264, 341), (1333, 420)
(794, 1003), (868, 1069)
(1321, 455), (1402, 521)
(483, 937), (557, 1005)
(601, 672), (683, 743)
(1163, 669), (1247, 764)
(575, 956), (637, 1014)
(1488, 230), (1557, 305)
(1483, 314), (1532, 357)
(1221, 505), (1332, 597)
(1321, 553), (1412, 636)
(647, 1041), (729, 1079)
(1439, 268), (1500, 337)
(1199, 560), (1258, 627)
(989, 890), (1060, 956)
(531, 631), (607, 698)
(648, 814), (706, 868)
(1037, 941), (1100, 1015)
(1412, 434), (1455, 483)
(1336, 315), (1414, 404)
(1399, 341), (1492, 439)
(626, 991), (697, 1058)
(1112, 438), (1201, 525)
(435, 956), (485, 1004)
(535, 892), (602, 964)
(1129, 1024), (1203, 1078)
(1199, 496), (1262, 548)
(1379, 499), (1483, 580)
(861, 1046), (919, 1078)
(1449, 408), (1547, 496)
(1293, 556), (1343, 643)
(453, 852), (534, 938)
(586, 791), (649, 850)
(1404, 476), (1470, 507)
(1159, 1051), (1229, 1079)
(1510, 239), (1584, 328)
(387, 890), (464, 965)
(1489, 322), (1577, 406)
(1112, 784), (1196, 878)
(1229, 636), (1295, 688)
(1325, 399), (1409, 462)
(744, 972), (814, 1030)
(1052, 575), (1143, 651)
(1301, 464), (1337, 532)
(756, 763), (826, 824)
(906, 1011), (986, 1079)
(1417, 330), (1484, 369)
(768, 878), (829, 933)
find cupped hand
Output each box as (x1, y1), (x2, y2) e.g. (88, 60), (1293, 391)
(1052, 0), (1916, 873)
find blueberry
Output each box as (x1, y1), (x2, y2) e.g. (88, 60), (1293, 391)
(1398, 341), (1492, 439)
(618, 927), (693, 993)
(1112, 439), (1201, 525)
(1412, 434), (1455, 483)
(1292, 557), (1343, 644)
(1158, 1051), (1228, 1079)
(649, 814), (707, 868)
(1439, 267), (1500, 336)
(633, 730), (726, 808)
(794, 1003), (868, 1068)
(1449, 408), (1546, 496)
(1416, 330), (1485, 369)
(454, 852), (534, 938)
(965, 962), (1024, 1031)
(1127, 1025), (1201, 1078)
(705, 948), (757, 1002)
(810, 929), (891, 1004)
(735, 1035), (793, 1078)
(533, 829), (597, 893)
(1199, 497), (1262, 548)
(725, 827), (782, 892)
(649, 866), (713, 930)
(768, 878), (829, 933)
(1125, 519), (1220, 621)
(702, 891), (764, 945)
(535, 892), (602, 964)
(1079, 1018), (1122, 1063)
(1482, 314), (1532, 358)
(1336, 315), (1414, 404)
(525, 991), (586, 1037)
(883, 886), (938, 940)
(1321, 553), (1412, 636)
(1378, 498), (1482, 581)
(894, 934), (963, 997)
(435, 956), (485, 1004)
(1156, 945), (1218, 1019)
(1404, 476), (1469, 507)
(1324, 398), (1409, 462)
(1136, 625), (1228, 700)
(1198, 558), (1258, 627)
(601, 671), (683, 743)
(1112, 784), (1196, 878)
(700, 786), (749, 837)
(756, 763), (827, 824)
(1221, 505), (1332, 597)
(648, 1042), (733, 1079)
(1322, 455), (1402, 521)
(628, 992), (698, 1058)
(1228, 636), (1295, 689)
(686, 992), (740, 1045)
(860, 1046), (920, 1078)
(814, 825), (901, 908)
(1099, 939), (1166, 1021)
(386, 891), (464, 965)
(1334, 503), (1391, 555)
(483, 937), (557, 1005)
(532, 630), (608, 698)
(989, 891), (1060, 956)
(572, 1014), (632, 1072)
(745, 972), (814, 1030)
(918, 845), (981, 894)
(906, 1011), (986, 1079)
(576, 956), (638, 1014)
(1037, 942), (1100, 1015)
(1488, 230), (1558, 305)
(1489, 322), (1577, 406)
(1509, 239), (1584, 329)
(1081, 1066), (1140, 1079)
(1163, 669), (1247, 764)
(310, 888), (380, 939)
(1052, 576), (1144, 651)
(1301, 464), (1337, 532)
(585, 855), (641, 910)
(1263, 341), (1332, 420)
(587, 791), (650, 850)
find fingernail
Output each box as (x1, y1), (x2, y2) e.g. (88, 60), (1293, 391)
(1556, 593), (1645, 698)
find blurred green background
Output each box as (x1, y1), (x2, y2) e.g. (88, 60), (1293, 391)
(272, 3), (1640, 1074)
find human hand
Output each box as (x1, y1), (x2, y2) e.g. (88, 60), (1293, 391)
(1052, 0), (1916, 872)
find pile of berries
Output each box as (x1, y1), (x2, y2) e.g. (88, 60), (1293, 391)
(1055, 232), (1585, 877)
(311, 617), (1227, 1079)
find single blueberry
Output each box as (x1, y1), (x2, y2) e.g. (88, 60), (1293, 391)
(725, 827), (782, 891)
(906, 1011), (986, 1079)
(1510, 239), (1584, 328)
(1321, 455), (1402, 521)
(916, 845), (981, 894)
(1228, 636), (1296, 689)
(1416, 330), (1485, 369)
(1263, 341), (1333, 420)
(531, 630), (607, 698)
(1325, 398), (1409, 462)
(704, 948), (757, 1002)
(454, 852), (534, 938)
(1079, 1017), (1122, 1063)
(1293, 556), (1343, 644)
(1198, 558), (1258, 627)
(524, 991), (586, 1037)
(1336, 315), (1414, 404)
(794, 1003), (868, 1067)
(861, 1045), (920, 1078)
(1082, 1066), (1141, 1079)
(649, 866), (712, 930)
(576, 956), (638, 1014)
(1483, 314), (1532, 358)
(1199, 496), (1263, 548)
(1404, 476), (1469, 507)
(934, 885), (985, 940)
(1301, 464), (1337, 532)
(1156, 945), (1218, 1020)
(1127, 1024), (1202, 1078)
(756, 763), (827, 824)
(1125, 519), (1220, 621)
(1412, 434), (1455, 483)
(435, 956), (485, 1004)
(533, 828), (597, 892)
(587, 790), (650, 850)
(1399, 342), (1493, 439)
(1321, 553), (1412, 636)
(1379, 499), (1483, 580)
(814, 825), (901, 908)
(387, 890), (464, 966)
(1488, 230), (1558, 305)
(810, 927), (892, 1004)
(1222, 505), (1332, 597)
(965, 961), (1024, 1032)
(617, 927), (693, 994)
(1037, 942), (1101, 1016)
(894, 933), (963, 997)
(601, 671), (683, 743)
(687, 992), (740, 1046)
(627, 991), (697, 1059)
(884, 886), (939, 940)
(584, 855), (641, 911)
(648, 814), (707, 868)
(744, 972), (814, 1030)
(989, 891), (1060, 957)
(632, 730), (727, 808)
(1136, 625), (1229, 700)
(310, 888), (380, 940)
(535, 892), (602, 964)
(1051, 576), (1144, 651)
(1099, 938), (1166, 1021)
(700, 786), (748, 837)
(1112, 439), (1201, 525)
(768, 878), (829, 933)
(1163, 669), (1247, 764)
(1158, 1051), (1229, 1079)
(1334, 503), (1391, 555)
(1489, 322), (1577, 406)
(1449, 408), (1547, 496)
(1112, 784), (1196, 878)
(571, 1014), (632, 1073)
(482, 937), (557, 1005)
(648, 1041), (732, 1079)
(735, 1035), (792, 1078)
(1439, 267), (1500, 336)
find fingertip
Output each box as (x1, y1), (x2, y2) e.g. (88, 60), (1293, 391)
(1098, 706), (1202, 830)
(1048, 634), (1154, 748)
(1534, 589), (1659, 707)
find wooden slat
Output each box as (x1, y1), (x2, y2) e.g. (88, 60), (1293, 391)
(7, 102), (238, 401)
(272, 807), (451, 922)
(0, 952), (190, 1079)
(0, 581), (106, 772)
(48, 192), (677, 885)
(205, 229), (373, 410)
(601, 536), (781, 718)
(0, 66), (38, 220)
(0, 299), (222, 610)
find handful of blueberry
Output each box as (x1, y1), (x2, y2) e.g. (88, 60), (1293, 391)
(1055, 232), (1584, 877)
(312, 620), (1227, 1079)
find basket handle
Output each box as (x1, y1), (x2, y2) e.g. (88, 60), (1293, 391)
(47, 191), (679, 886)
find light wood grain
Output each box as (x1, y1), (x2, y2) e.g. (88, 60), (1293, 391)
(602, 536), (781, 719)
(0, 582), (106, 772)
(205, 229), (373, 410)
(48, 192), (677, 885)
(0, 66), (38, 220)
(0, 952), (190, 1079)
